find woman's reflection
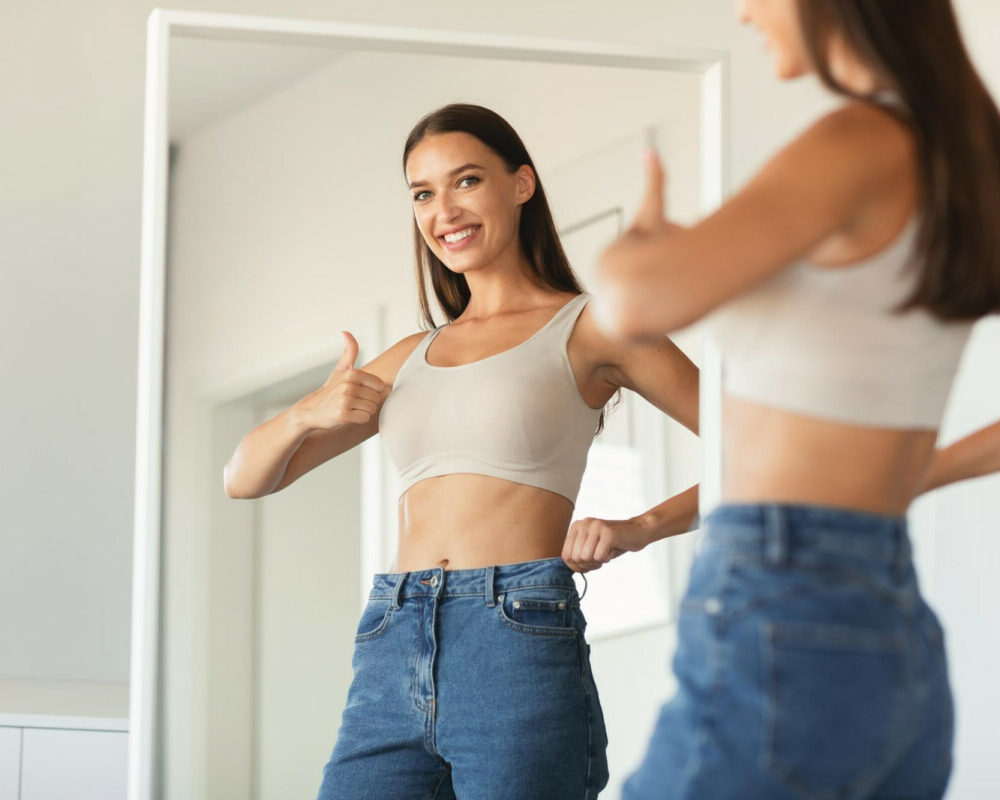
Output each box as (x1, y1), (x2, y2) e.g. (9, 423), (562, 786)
(223, 103), (700, 799)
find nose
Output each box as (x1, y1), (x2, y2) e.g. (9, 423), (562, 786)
(438, 191), (462, 221)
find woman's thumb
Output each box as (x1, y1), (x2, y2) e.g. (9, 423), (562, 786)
(325, 331), (359, 383)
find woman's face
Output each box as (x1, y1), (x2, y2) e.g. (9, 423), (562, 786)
(405, 131), (535, 274)
(737, 0), (811, 80)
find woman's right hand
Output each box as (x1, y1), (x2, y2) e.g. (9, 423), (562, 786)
(293, 331), (389, 432)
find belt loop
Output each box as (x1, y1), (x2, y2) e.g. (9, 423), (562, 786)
(484, 566), (497, 607)
(391, 572), (407, 610)
(764, 505), (790, 566)
(894, 523), (911, 580)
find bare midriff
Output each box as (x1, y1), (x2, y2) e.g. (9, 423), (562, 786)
(393, 474), (574, 572)
(720, 394), (938, 515)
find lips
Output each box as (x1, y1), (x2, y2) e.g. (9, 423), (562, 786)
(438, 224), (482, 251)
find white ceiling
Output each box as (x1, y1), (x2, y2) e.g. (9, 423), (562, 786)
(168, 36), (345, 143)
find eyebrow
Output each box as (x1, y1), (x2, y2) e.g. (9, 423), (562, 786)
(408, 163), (485, 189)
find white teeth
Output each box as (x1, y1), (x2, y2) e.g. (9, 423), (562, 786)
(443, 226), (477, 243)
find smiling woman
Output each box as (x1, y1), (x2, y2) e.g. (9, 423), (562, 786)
(224, 102), (703, 799)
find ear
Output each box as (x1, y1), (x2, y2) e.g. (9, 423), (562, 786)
(514, 164), (536, 205)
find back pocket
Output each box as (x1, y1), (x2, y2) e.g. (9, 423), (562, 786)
(762, 620), (906, 799)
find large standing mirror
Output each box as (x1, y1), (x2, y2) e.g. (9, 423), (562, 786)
(134, 11), (726, 799)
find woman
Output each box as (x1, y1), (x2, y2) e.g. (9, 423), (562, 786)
(223, 103), (701, 799)
(592, 2), (1000, 799)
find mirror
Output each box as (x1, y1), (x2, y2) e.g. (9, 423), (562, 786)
(137, 13), (725, 800)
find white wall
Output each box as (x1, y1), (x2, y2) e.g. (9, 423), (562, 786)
(3, 0), (998, 797)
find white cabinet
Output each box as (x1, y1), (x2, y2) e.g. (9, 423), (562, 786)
(0, 727), (21, 800)
(0, 716), (127, 800)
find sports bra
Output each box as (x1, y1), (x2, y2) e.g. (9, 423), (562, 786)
(704, 215), (975, 428)
(377, 292), (603, 503)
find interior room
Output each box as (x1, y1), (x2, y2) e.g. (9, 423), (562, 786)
(3, 3), (999, 800)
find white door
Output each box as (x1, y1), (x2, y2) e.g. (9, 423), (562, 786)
(0, 728), (19, 800)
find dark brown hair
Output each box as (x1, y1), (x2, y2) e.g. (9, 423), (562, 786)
(797, 0), (1000, 320)
(402, 103), (618, 432)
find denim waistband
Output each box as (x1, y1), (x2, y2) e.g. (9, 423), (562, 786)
(703, 502), (910, 569)
(368, 556), (581, 607)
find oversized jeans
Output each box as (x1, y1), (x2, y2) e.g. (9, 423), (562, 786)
(624, 503), (954, 800)
(316, 556), (609, 799)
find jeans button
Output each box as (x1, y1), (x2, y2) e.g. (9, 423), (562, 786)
(704, 597), (723, 615)
(429, 575), (438, 587)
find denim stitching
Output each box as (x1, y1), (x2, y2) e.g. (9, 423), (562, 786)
(425, 764), (451, 800)
(576, 636), (595, 799)
(353, 605), (395, 643)
(762, 620), (909, 800)
(718, 555), (903, 625)
(495, 599), (579, 637)
(369, 581), (576, 601)
(713, 530), (899, 564)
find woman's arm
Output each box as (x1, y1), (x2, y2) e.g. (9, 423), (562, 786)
(562, 321), (701, 572)
(561, 484), (698, 573)
(917, 419), (1000, 495)
(222, 331), (419, 499)
(594, 103), (915, 337)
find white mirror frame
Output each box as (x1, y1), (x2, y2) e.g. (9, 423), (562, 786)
(132, 9), (729, 799)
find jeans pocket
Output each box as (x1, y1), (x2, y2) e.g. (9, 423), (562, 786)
(353, 597), (395, 643)
(496, 585), (578, 637)
(762, 620), (906, 800)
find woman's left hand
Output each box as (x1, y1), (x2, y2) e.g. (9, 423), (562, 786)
(561, 515), (652, 573)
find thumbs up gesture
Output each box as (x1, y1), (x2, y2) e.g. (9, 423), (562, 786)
(295, 332), (389, 431)
(593, 148), (682, 338)
(629, 147), (682, 236)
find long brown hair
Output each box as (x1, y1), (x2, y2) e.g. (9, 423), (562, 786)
(797, 0), (1000, 320)
(402, 103), (618, 432)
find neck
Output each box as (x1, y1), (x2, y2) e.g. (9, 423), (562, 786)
(460, 251), (553, 319)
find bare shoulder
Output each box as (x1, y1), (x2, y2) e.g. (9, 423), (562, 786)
(358, 329), (430, 388)
(801, 101), (916, 177)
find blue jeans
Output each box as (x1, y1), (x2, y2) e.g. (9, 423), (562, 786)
(624, 503), (953, 800)
(316, 556), (609, 799)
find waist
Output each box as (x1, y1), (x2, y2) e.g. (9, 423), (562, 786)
(394, 475), (573, 571)
(721, 394), (936, 513)
(368, 555), (578, 601)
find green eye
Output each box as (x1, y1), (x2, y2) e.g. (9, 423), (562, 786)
(459, 175), (480, 188)
(413, 190), (430, 202)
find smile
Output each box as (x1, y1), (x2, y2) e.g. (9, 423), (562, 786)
(439, 225), (481, 249)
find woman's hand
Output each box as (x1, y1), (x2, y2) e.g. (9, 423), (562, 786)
(292, 331), (388, 432)
(561, 515), (654, 573)
(593, 148), (683, 338)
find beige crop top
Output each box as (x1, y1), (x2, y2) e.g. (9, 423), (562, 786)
(377, 292), (603, 503)
(705, 216), (975, 428)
